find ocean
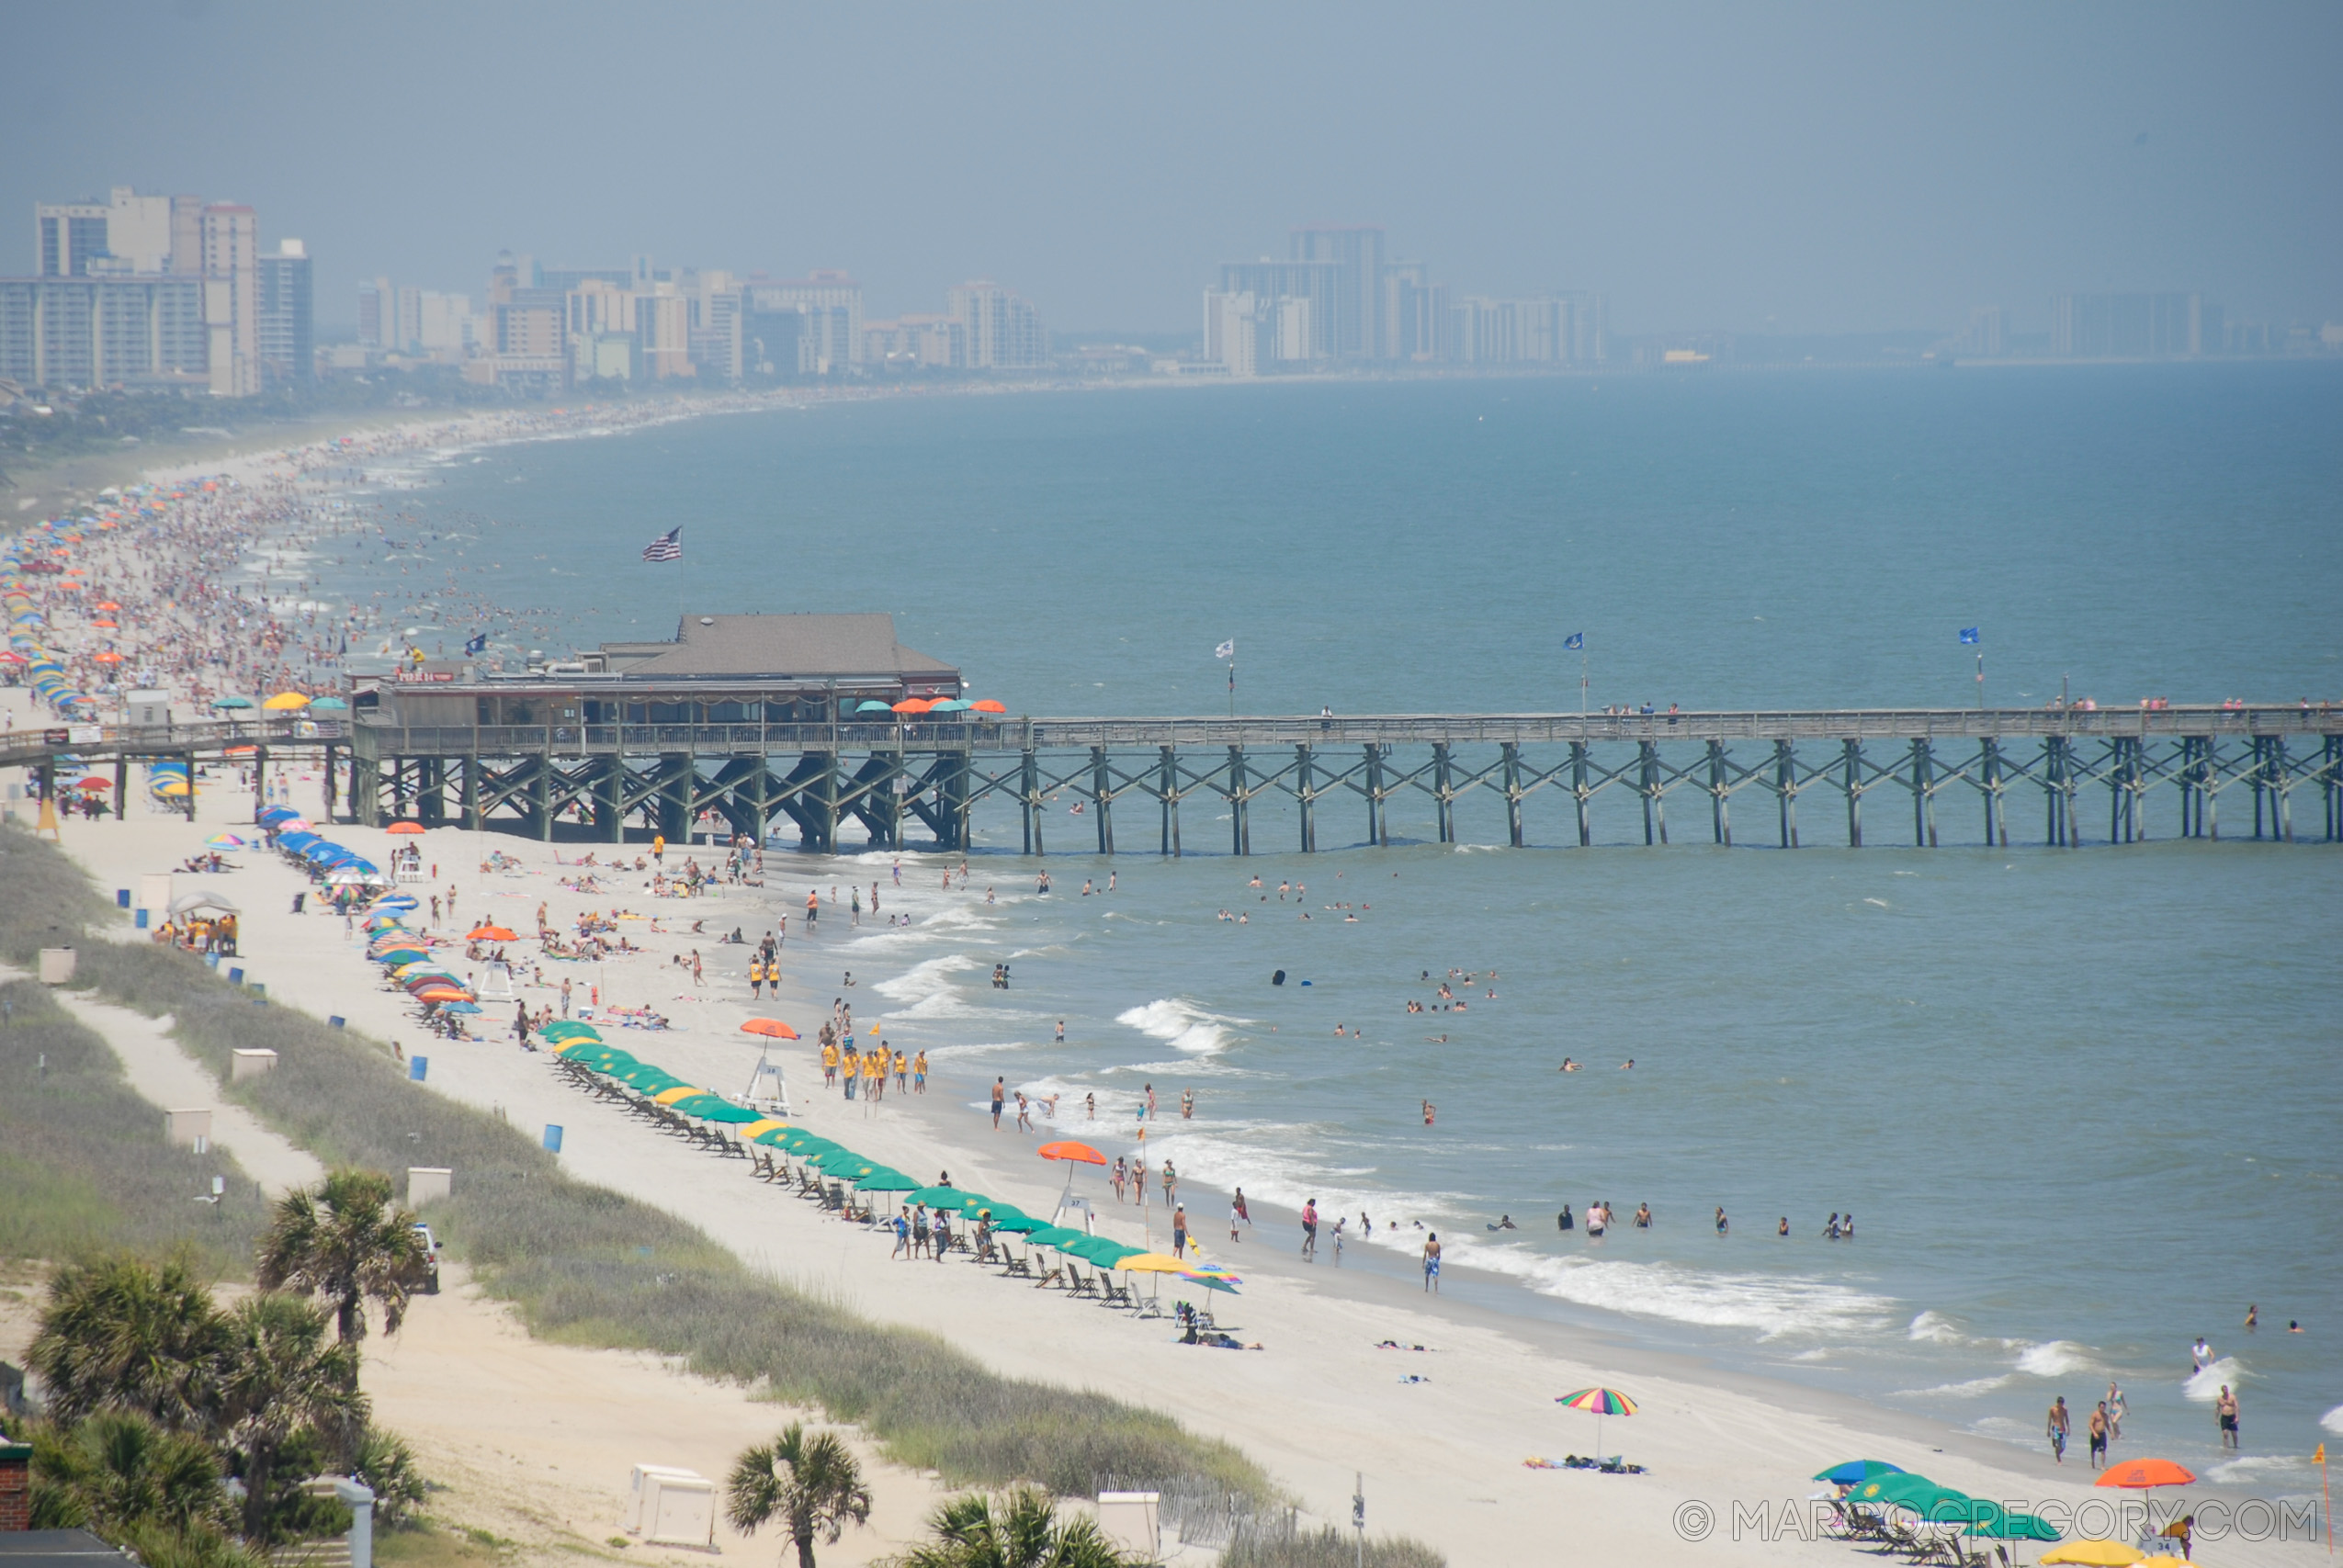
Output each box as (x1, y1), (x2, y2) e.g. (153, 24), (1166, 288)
(285, 364), (2342, 1484)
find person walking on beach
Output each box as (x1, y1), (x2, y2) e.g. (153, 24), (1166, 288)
(1112, 1157), (1127, 1202)
(2088, 1401), (2110, 1466)
(2216, 1384), (2240, 1449)
(990, 1077), (1005, 1128)
(1161, 1158), (1178, 1207)
(1172, 1203), (1188, 1258)
(559, 977), (572, 1019)
(913, 1050), (927, 1093)
(2105, 1381), (2125, 1442)
(1231, 1187), (1251, 1242)
(1422, 1233), (1442, 1293)
(2047, 1396), (2070, 1464)
(514, 1001), (532, 1049)
(1300, 1198), (1319, 1260)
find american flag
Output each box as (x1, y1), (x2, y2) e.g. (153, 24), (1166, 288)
(641, 527), (682, 562)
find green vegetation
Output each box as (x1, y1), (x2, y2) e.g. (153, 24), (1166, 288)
(1222, 1528), (1447, 1568)
(897, 1488), (1128, 1568)
(0, 978), (268, 1272)
(1, 827), (1447, 1565)
(0, 824), (1265, 1503)
(723, 1425), (872, 1568)
(257, 1168), (432, 1342)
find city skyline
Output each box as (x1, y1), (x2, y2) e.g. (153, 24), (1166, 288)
(5, 3), (2337, 341)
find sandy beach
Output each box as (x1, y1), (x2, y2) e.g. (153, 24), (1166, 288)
(11, 765), (2326, 1567)
(5, 416), (2329, 1567)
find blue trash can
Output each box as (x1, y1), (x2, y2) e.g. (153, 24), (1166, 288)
(227, 967), (243, 987)
(134, 908), (149, 929)
(542, 1124), (564, 1154)
(117, 889), (130, 908)
(409, 1056), (428, 1081)
(329, 1015), (345, 1029)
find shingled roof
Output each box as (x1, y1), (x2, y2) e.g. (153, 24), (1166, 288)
(592, 613), (958, 683)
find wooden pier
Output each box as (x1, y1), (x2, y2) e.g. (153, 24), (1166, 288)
(13, 704), (2334, 853)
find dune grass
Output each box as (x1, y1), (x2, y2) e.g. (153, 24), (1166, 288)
(0, 825), (1267, 1502)
(0, 976), (269, 1273)
(1224, 1527), (1449, 1568)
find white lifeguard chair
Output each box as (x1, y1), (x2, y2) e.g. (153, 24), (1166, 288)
(475, 961), (515, 1001)
(742, 1048), (790, 1116)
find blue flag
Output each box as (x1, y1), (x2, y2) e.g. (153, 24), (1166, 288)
(463, 632), (488, 656)
(1959, 627), (1979, 645)
(1564, 632), (1584, 650)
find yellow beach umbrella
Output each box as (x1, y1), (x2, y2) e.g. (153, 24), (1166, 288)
(1115, 1253), (1189, 1274)
(262, 691), (310, 710)
(651, 1085), (702, 1106)
(740, 1118), (790, 1139)
(2040, 1543), (2145, 1567)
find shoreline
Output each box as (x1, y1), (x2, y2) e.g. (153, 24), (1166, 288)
(6, 393), (2332, 1562)
(16, 781), (2326, 1563)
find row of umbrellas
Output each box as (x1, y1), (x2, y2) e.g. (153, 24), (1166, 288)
(261, 806), (392, 888)
(550, 1045), (1241, 1300)
(1817, 1454), (2202, 1560)
(363, 902), (502, 1014)
(214, 692), (348, 712)
(850, 697), (1008, 716)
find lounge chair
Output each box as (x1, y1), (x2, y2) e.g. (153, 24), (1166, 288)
(1067, 1264), (1098, 1298)
(1032, 1261), (1064, 1290)
(1099, 1276), (1134, 1309)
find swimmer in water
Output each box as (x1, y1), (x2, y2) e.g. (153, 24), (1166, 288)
(1560, 1057), (1580, 1072)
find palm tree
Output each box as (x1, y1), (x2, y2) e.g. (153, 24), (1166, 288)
(28, 1410), (233, 1537)
(256, 1169), (431, 1345)
(898, 1488), (1129, 1568)
(212, 1294), (367, 1541)
(723, 1425), (872, 1568)
(28, 1258), (230, 1431)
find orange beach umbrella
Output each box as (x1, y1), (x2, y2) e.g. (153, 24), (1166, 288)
(741, 1018), (799, 1039)
(1037, 1141), (1106, 1166)
(467, 924), (517, 942)
(2095, 1459), (2195, 1491)
(385, 820), (425, 834)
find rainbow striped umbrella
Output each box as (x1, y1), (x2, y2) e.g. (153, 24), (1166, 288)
(1555, 1387), (1637, 1460)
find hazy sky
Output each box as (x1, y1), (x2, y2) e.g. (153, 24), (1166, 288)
(8, 2), (2338, 336)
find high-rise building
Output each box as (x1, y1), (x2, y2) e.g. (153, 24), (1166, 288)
(1450, 294), (1604, 366)
(744, 272), (865, 364)
(16, 185), (298, 393)
(255, 240), (312, 381)
(1203, 290), (1267, 377)
(0, 276), (209, 388)
(358, 277), (388, 348)
(2052, 293), (2217, 357)
(35, 202), (110, 277)
(1289, 224), (1384, 360)
(1217, 260), (1342, 360)
(198, 204), (258, 395)
(1382, 262), (1447, 363)
(945, 280), (1048, 368)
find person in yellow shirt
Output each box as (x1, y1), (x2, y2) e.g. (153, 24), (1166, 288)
(821, 1041), (840, 1088)
(912, 1049), (928, 1093)
(748, 955), (764, 998)
(842, 1043), (861, 1099)
(893, 1049), (909, 1091)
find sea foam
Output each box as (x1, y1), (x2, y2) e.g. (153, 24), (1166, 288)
(1116, 998), (1242, 1056)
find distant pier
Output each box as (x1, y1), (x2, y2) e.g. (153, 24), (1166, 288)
(12, 704), (2337, 853)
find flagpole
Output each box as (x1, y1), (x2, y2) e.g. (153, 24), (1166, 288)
(1228, 659), (1235, 718)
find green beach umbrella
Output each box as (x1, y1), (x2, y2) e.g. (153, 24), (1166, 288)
(1968, 1514), (2060, 1542)
(669, 1095), (761, 1123)
(988, 1211), (1047, 1233)
(823, 1156), (890, 1180)
(373, 948), (427, 966)
(1814, 1461), (1906, 1486)
(907, 1185), (974, 1209)
(1862, 1475), (1974, 1521)
(540, 1021), (603, 1043)
(853, 1168), (920, 1192)
(753, 1127), (796, 1146)
(808, 1147), (870, 1170)
(1026, 1225), (1092, 1249)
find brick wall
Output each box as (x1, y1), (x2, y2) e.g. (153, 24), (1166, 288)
(0, 1441), (31, 1530)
